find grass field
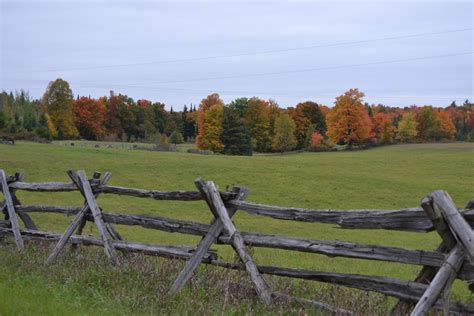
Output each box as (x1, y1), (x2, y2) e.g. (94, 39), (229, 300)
(0, 141), (473, 315)
(52, 140), (197, 153)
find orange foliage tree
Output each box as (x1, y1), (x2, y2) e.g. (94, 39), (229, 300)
(373, 112), (395, 144)
(73, 97), (107, 140)
(437, 110), (456, 140)
(327, 89), (372, 147)
(414, 106), (455, 141)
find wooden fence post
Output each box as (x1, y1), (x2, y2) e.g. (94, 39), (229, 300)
(74, 170), (119, 265)
(1, 173), (37, 230)
(410, 246), (465, 316)
(71, 171), (128, 252)
(0, 170), (24, 251)
(170, 183), (248, 294)
(10, 173), (38, 230)
(410, 191), (472, 316)
(47, 170), (118, 265)
(198, 180), (273, 306)
(73, 172), (124, 244)
(390, 196), (459, 315)
(431, 190), (474, 261)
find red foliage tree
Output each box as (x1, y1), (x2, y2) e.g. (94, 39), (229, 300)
(137, 99), (151, 109)
(310, 132), (324, 146)
(73, 97), (107, 140)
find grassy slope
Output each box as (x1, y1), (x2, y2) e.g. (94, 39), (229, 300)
(0, 141), (473, 314)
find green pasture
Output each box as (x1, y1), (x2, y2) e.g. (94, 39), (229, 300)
(0, 141), (473, 314)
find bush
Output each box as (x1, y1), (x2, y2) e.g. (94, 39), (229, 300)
(170, 131), (184, 144)
(187, 148), (214, 155)
(34, 126), (52, 140)
(307, 132), (336, 152)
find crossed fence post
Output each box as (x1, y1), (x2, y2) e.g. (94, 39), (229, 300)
(0, 170), (25, 251)
(389, 190), (474, 316)
(170, 178), (273, 305)
(47, 170), (120, 265)
(0, 170), (40, 251)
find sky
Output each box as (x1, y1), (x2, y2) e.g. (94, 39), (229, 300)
(1, 0), (473, 110)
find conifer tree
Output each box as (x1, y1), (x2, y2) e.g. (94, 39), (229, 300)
(220, 107), (252, 156)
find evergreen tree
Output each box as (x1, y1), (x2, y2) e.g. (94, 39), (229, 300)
(227, 97), (249, 118)
(220, 107), (252, 156)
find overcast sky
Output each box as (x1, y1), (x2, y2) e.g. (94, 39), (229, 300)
(1, 0), (473, 110)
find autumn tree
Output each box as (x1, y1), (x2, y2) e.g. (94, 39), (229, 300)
(373, 112), (395, 144)
(437, 110), (456, 140)
(245, 97), (271, 152)
(310, 132), (324, 147)
(290, 101), (326, 149)
(267, 99), (280, 138)
(220, 107), (252, 155)
(272, 112), (297, 152)
(197, 93), (224, 151)
(73, 97), (106, 140)
(446, 104), (471, 140)
(414, 106), (440, 141)
(105, 91), (124, 139)
(326, 89), (372, 147)
(396, 111), (418, 142)
(42, 79), (79, 139)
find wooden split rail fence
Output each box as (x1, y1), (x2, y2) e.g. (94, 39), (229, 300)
(0, 169), (473, 315)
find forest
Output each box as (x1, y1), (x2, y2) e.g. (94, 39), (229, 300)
(1, 78), (473, 155)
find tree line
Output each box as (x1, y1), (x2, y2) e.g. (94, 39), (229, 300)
(0, 79), (473, 155)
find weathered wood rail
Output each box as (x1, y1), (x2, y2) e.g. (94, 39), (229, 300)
(1, 169), (473, 315)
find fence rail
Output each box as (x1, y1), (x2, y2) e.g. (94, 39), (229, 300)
(0, 169), (473, 315)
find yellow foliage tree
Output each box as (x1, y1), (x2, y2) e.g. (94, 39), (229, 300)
(396, 111), (418, 142)
(42, 79), (79, 139)
(196, 93), (224, 152)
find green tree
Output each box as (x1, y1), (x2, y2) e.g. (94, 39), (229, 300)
(220, 107), (252, 156)
(272, 112), (297, 152)
(42, 79), (78, 139)
(0, 111), (5, 129)
(227, 97), (249, 118)
(170, 130), (184, 144)
(182, 105), (197, 141)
